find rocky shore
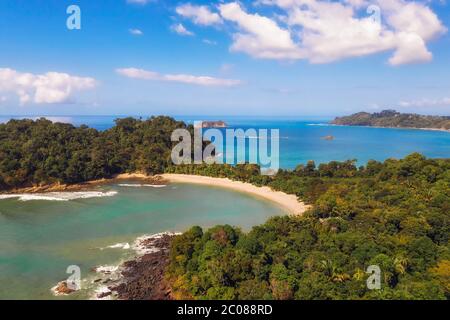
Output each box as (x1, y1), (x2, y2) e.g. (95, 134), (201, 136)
(105, 233), (177, 300)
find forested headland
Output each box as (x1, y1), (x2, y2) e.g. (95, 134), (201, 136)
(167, 155), (449, 299)
(331, 110), (450, 130)
(0, 116), (189, 191)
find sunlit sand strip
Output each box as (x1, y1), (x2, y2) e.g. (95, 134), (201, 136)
(160, 174), (310, 216)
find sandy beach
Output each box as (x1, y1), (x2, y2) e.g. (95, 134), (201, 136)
(1, 171), (310, 216)
(161, 174), (310, 216)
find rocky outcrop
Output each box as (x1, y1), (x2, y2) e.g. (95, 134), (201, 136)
(109, 234), (175, 300)
(52, 280), (77, 296)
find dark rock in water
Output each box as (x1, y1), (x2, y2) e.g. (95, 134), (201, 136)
(53, 280), (76, 295)
(109, 233), (175, 300)
(321, 135), (334, 140)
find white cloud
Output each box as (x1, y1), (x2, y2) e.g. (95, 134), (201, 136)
(170, 23), (194, 36)
(176, 3), (223, 25)
(219, 2), (304, 59)
(214, 0), (446, 65)
(129, 28), (143, 35)
(116, 67), (242, 87)
(0, 68), (97, 105)
(398, 97), (450, 108)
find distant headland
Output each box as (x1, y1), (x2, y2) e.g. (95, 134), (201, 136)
(331, 110), (450, 132)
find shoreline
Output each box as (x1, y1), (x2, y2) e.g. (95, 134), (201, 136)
(0, 173), (166, 194)
(329, 123), (450, 133)
(1, 172), (310, 216)
(160, 174), (310, 216)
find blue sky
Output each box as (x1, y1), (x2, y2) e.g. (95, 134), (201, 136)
(0, 0), (449, 116)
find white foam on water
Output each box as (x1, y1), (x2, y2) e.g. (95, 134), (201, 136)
(132, 232), (181, 256)
(105, 242), (130, 250)
(94, 265), (119, 274)
(0, 191), (117, 201)
(90, 231), (181, 300)
(93, 286), (113, 300)
(117, 184), (166, 188)
(307, 123), (333, 126)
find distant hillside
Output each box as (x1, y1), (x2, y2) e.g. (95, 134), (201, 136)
(331, 110), (450, 131)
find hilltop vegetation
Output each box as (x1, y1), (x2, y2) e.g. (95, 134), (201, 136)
(331, 110), (450, 130)
(167, 154), (450, 300)
(0, 116), (189, 190)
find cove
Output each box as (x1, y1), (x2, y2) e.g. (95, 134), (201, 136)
(0, 181), (285, 299)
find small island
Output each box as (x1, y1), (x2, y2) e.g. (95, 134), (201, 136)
(195, 120), (227, 128)
(331, 110), (450, 131)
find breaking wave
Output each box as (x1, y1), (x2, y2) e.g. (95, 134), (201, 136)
(0, 191), (118, 202)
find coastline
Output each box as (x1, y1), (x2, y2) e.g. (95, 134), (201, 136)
(1, 172), (310, 216)
(329, 123), (450, 133)
(0, 173), (165, 194)
(160, 174), (310, 216)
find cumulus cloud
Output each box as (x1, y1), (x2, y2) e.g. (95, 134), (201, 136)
(176, 3), (223, 25)
(116, 67), (242, 87)
(129, 28), (143, 35)
(398, 97), (450, 108)
(0, 68), (97, 105)
(219, 2), (304, 59)
(206, 0), (447, 65)
(170, 23), (194, 36)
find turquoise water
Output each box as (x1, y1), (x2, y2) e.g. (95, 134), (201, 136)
(2, 115), (448, 168)
(0, 182), (285, 299)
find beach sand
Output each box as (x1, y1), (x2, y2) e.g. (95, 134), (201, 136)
(160, 174), (310, 216)
(2, 172), (310, 216)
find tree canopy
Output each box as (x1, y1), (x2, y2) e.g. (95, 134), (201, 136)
(167, 154), (449, 300)
(0, 116), (190, 190)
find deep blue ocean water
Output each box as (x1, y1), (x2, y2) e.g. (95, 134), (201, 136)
(1, 115), (449, 169)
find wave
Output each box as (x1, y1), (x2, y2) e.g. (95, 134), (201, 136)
(89, 232), (181, 300)
(306, 123), (332, 126)
(99, 242), (130, 250)
(132, 232), (181, 256)
(117, 184), (167, 188)
(0, 191), (117, 202)
(94, 265), (119, 274)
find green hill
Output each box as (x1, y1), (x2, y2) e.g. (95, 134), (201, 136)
(331, 110), (450, 130)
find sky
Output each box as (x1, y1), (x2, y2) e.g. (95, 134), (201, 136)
(0, 0), (449, 117)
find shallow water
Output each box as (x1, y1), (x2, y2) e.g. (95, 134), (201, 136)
(0, 182), (284, 299)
